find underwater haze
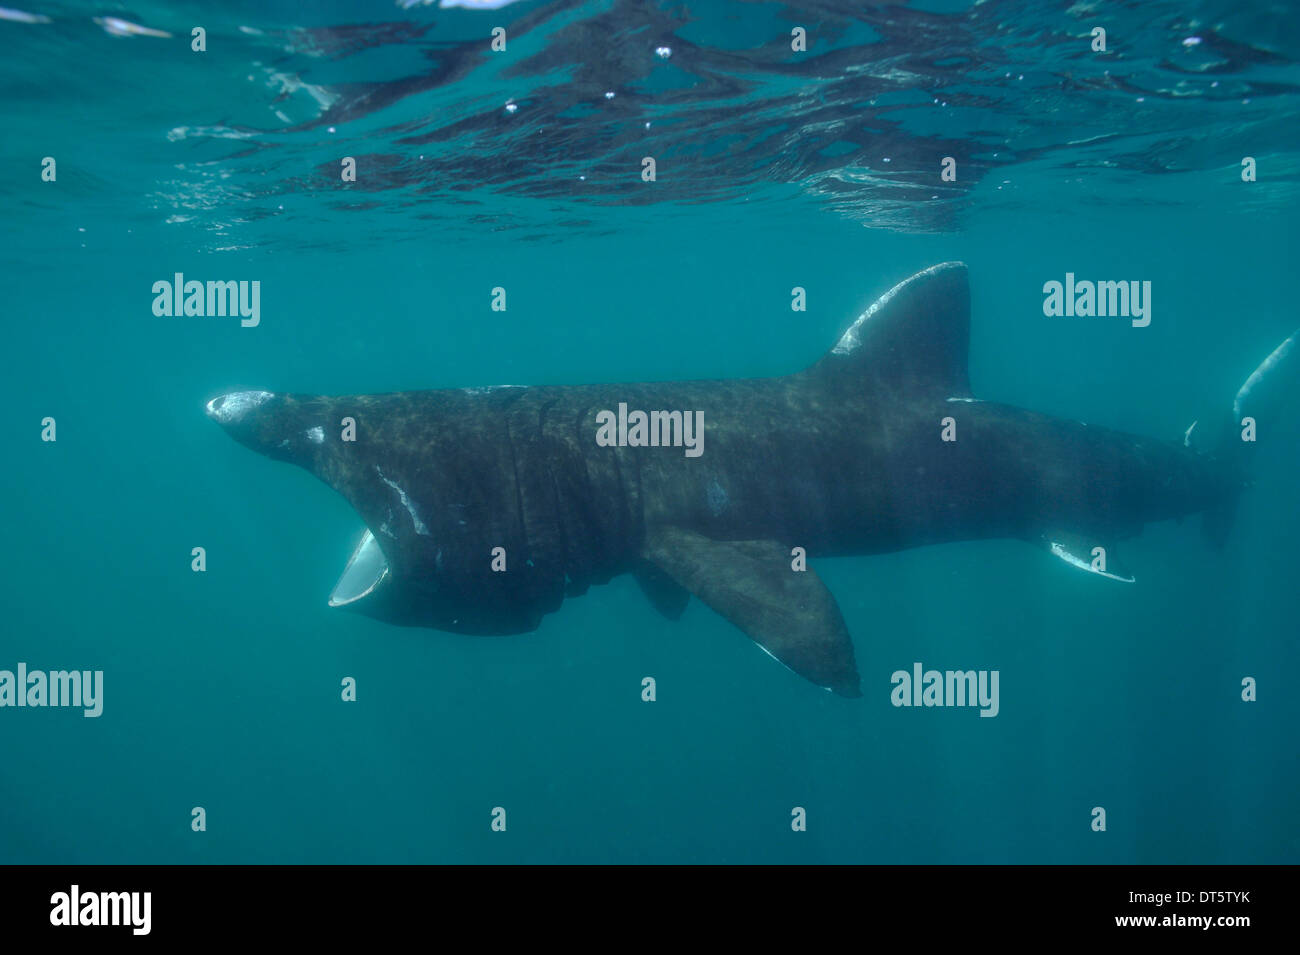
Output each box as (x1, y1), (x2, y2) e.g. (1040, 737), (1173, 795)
(1, 0), (1298, 864)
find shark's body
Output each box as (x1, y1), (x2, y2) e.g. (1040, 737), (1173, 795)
(206, 263), (1282, 696)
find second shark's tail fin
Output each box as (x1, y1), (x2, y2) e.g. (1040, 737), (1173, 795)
(1200, 326), (1299, 549)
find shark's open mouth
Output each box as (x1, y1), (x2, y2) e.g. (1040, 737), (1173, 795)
(328, 528), (391, 607)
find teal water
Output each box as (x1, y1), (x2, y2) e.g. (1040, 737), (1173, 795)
(2, 0), (1297, 864)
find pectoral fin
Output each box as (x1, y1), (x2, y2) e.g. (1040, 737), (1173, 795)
(1042, 531), (1135, 583)
(640, 526), (861, 697)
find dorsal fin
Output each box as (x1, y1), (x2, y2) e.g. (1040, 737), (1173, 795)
(810, 261), (971, 397)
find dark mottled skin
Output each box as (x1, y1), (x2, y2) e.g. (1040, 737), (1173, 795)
(209, 264), (1243, 696)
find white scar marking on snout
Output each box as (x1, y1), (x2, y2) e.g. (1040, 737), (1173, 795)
(306, 426), (324, 444)
(946, 397), (983, 403)
(375, 466), (430, 536)
(205, 390), (273, 423)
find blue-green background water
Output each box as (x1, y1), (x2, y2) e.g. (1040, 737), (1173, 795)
(2, 0), (1297, 863)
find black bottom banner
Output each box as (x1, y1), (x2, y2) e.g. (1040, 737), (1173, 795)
(0, 864), (1282, 941)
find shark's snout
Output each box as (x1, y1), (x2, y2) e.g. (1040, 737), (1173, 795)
(204, 388), (396, 615)
(205, 390), (276, 426)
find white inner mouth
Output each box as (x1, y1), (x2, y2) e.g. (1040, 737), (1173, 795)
(328, 529), (391, 607)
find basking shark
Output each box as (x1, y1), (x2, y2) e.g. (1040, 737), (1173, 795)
(206, 263), (1292, 697)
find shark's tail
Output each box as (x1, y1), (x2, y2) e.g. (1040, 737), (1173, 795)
(1199, 326), (1299, 549)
